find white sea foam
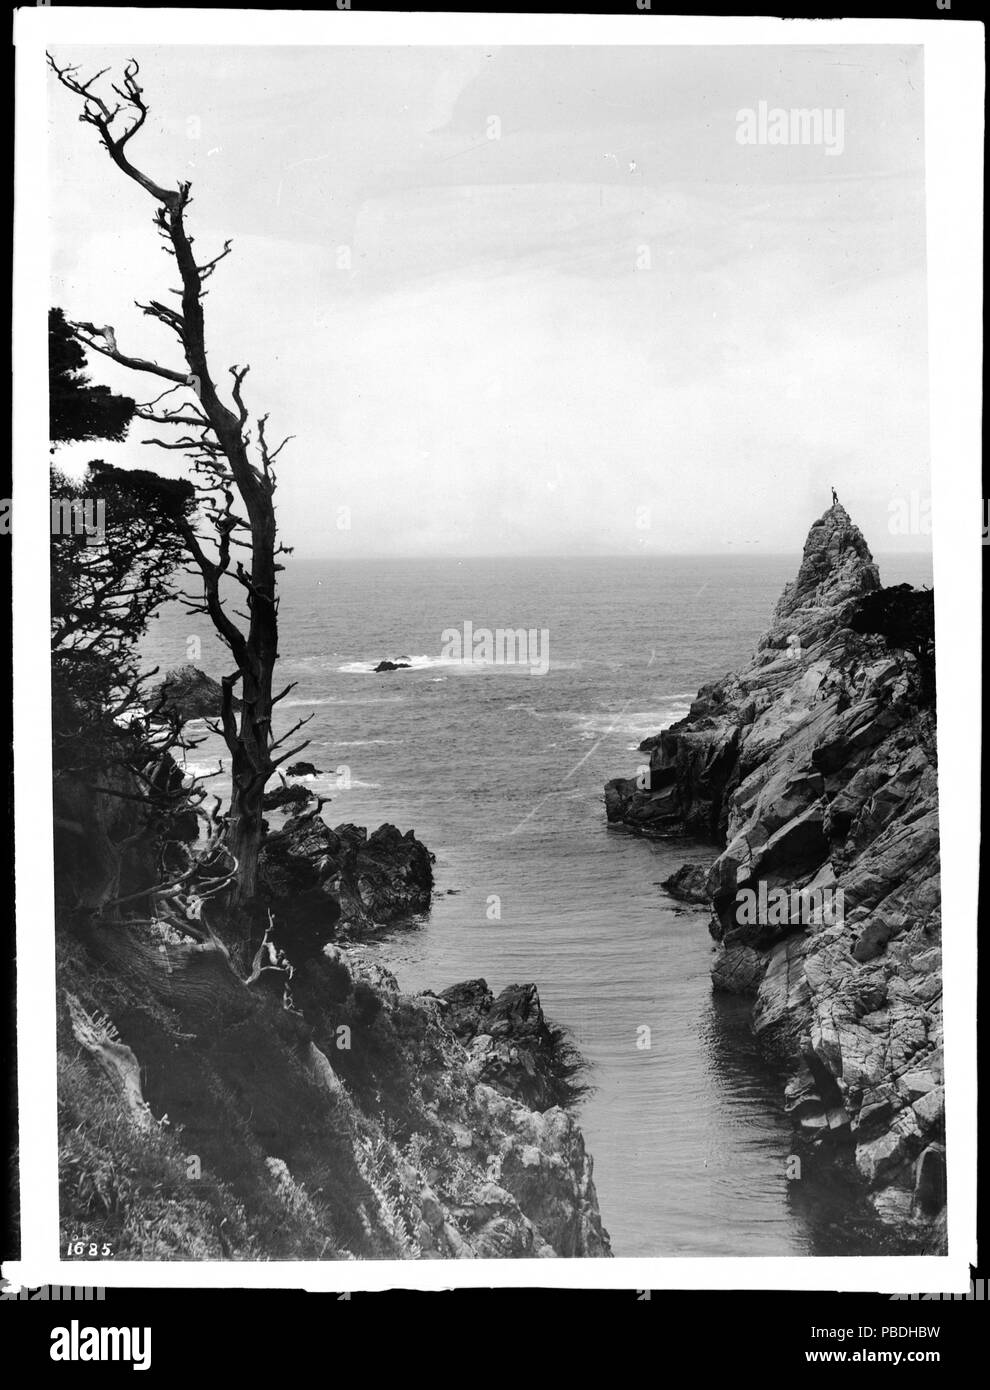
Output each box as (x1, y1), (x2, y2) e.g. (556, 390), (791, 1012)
(338, 653), (435, 674)
(574, 704), (693, 743)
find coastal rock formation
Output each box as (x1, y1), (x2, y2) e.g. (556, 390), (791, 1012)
(55, 729), (613, 1259)
(436, 980), (590, 1113)
(56, 923), (610, 1259)
(605, 505), (943, 1249)
(262, 781), (314, 812)
(53, 734), (606, 1259)
(659, 863), (710, 904)
(148, 664), (239, 722)
(375, 659), (410, 673)
(259, 814), (435, 939)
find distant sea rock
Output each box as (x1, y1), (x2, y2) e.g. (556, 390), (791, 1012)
(605, 503), (943, 1249)
(148, 664), (240, 722)
(286, 760), (321, 776)
(375, 659), (411, 672)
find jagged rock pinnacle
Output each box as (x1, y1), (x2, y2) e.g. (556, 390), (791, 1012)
(762, 502), (880, 649)
(603, 499), (941, 1248)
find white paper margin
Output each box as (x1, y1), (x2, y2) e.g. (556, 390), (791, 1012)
(8, 8), (983, 1294)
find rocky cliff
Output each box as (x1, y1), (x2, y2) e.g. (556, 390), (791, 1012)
(56, 768), (610, 1260)
(57, 928), (609, 1259)
(605, 505), (943, 1250)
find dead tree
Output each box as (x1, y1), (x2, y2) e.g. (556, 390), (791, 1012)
(49, 54), (311, 913)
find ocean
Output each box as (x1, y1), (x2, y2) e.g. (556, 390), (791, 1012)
(140, 551), (932, 1257)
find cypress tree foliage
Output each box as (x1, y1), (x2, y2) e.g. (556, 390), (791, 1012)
(50, 305), (195, 775)
(51, 460), (195, 778)
(849, 583), (936, 706)
(50, 306), (135, 443)
(50, 313), (198, 912)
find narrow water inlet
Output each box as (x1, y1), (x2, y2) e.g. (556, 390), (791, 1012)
(369, 822), (814, 1257)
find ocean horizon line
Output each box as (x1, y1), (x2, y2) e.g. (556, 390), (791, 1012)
(283, 548), (934, 563)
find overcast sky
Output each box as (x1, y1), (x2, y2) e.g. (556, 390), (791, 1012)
(49, 43), (930, 557)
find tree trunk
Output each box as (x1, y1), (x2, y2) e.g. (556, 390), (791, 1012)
(227, 784), (265, 903)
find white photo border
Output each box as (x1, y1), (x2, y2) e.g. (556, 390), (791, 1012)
(9, 7), (983, 1293)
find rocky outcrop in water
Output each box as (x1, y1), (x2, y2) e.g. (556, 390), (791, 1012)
(436, 980), (591, 1113)
(605, 504), (943, 1250)
(258, 813), (435, 942)
(659, 863), (710, 904)
(148, 664), (238, 722)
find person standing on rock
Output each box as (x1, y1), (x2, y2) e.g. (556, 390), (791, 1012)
(831, 486), (839, 506)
